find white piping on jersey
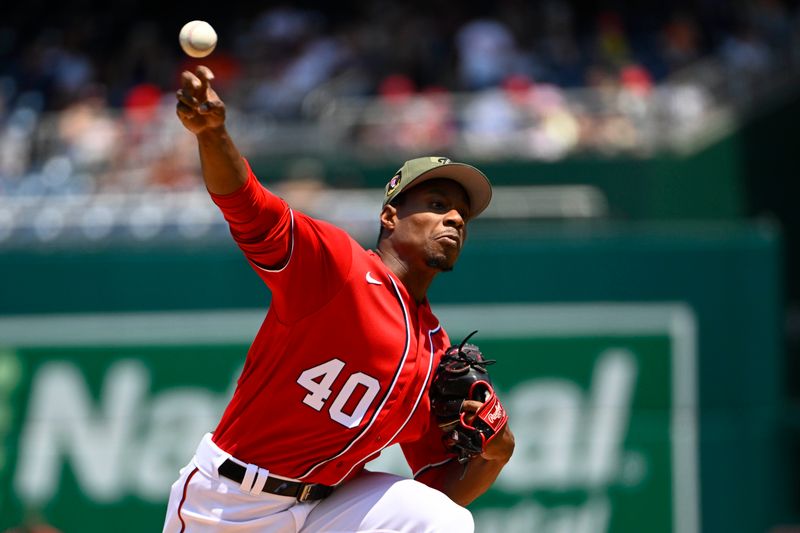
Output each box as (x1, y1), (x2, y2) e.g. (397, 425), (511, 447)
(249, 209), (295, 273)
(331, 322), (442, 486)
(297, 275), (412, 481)
(412, 456), (455, 479)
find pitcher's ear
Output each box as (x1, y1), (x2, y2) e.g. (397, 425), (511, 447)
(380, 204), (398, 231)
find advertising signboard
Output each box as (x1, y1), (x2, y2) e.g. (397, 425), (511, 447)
(0, 303), (696, 533)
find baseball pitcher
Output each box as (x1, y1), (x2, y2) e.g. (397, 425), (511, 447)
(163, 65), (514, 533)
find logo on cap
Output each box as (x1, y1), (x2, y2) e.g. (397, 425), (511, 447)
(437, 157), (451, 164)
(386, 172), (402, 196)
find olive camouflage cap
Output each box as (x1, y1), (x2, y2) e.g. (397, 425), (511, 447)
(382, 156), (492, 218)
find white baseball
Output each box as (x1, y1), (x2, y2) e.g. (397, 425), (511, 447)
(179, 20), (217, 58)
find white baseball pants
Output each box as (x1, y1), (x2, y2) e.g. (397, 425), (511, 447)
(162, 434), (474, 532)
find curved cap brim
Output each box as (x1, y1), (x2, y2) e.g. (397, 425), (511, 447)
(383, 157), (492, 219)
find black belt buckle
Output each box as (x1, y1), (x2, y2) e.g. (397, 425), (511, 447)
(297, 484), (315, 502)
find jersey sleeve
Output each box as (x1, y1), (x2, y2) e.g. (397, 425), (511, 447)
(209, 159), (293, 268)
(400, 413), (456, 479)
(209, 159), (353, 323)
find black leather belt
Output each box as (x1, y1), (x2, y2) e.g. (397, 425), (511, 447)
(218, 459), (334, 502)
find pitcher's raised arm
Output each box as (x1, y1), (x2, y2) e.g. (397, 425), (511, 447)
(176, 65), (246, 195)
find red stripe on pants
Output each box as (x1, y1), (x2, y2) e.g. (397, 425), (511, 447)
(178, 467), (200, 532)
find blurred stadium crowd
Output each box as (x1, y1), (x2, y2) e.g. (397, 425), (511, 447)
(0, 1), (798, 209)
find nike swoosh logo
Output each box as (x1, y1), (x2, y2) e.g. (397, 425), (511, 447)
(365, 271), (382, 285)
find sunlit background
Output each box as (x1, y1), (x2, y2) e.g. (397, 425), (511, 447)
(0, 1), (798, 532)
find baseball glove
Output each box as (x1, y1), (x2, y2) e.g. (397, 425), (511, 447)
(430, 331), (509, 464)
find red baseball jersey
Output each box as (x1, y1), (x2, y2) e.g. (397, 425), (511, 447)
(209, 161), (455, 486)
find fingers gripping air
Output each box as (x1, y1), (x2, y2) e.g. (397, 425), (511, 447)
(429, 331), (509, 464)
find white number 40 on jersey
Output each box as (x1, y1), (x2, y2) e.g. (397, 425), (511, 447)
(297, 358), (381, 429)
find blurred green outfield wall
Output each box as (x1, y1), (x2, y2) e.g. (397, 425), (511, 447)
(249, 132), (747, 221)
(0, 220), (785, 533)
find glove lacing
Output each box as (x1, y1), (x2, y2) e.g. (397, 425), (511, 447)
(450, 330), (497, 369)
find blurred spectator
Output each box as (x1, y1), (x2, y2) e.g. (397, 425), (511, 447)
(721, 24), (774, 74)
(538, 0), (585, 87)
(124, 83), (162, 125)
(274, 157), (329, 213)
(456, 18), (519, 90)
(245, 6), (353, 117)
(593, 12), (631, 68)
(57, 89), (120, 191)
(749, 0), (793, 52)
(660, 13), (702, 73)
(721, 23), (774, 100)
(461, 88), (521, 157)
(146, 139), (199, 191)
(530, 84), (581, 160)
(107, 22), (174, 107)
(584, 63), (620, 104)
(377, 74), (416, 104)
(617, 64), (656, 148)
(359, 74), (455, 154)
(619, 64), (653, 97)
(179, 53), (243, 96)
(248, 34), (352, 117)
(46, 37), (95, 109)
(0, 0), (798, 199)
